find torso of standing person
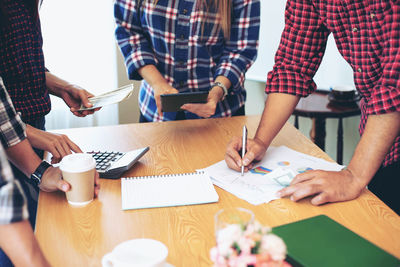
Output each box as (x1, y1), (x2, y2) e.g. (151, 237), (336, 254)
(115, 0), (260, 121)
(0, 0), (51, 124)
(266, 0), (399, 166)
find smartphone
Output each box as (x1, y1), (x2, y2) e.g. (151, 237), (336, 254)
(160, 91), (209, 112)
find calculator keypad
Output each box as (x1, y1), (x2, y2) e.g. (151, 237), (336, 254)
(87, 151), (125, 172)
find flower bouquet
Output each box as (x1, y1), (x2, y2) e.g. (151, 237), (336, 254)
(210, 220), (291, 267)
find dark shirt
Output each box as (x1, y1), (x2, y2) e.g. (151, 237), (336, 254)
(266, 0), (399, 166)
(0, 0), (51, 123)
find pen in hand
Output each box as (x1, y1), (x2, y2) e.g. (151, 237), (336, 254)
(241, 125), (247, 176)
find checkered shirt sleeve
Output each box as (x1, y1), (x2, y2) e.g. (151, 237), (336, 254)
(0, 77), (26, 148)
(114, 0), (158, 80)
(265, 0), (330, 97)
(214, 0), (260, 92)
(0, 142), (29, 224)
(365, 3), (400, 117)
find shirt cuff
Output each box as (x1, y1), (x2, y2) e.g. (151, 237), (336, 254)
(365, 85), (400, 116)
(125, 51), (158, 80)
(265, 70), (316, 97)
(214, 64), (244, 92)
(0, 114), (27, 148)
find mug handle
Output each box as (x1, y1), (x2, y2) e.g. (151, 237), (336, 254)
(101, 253), (115, 267)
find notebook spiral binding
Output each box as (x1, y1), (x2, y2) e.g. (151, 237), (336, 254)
(124, 171), (204, 180)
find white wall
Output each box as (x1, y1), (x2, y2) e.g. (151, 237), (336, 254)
(41, 0), (119, 130)
(247, 0), (355, 90)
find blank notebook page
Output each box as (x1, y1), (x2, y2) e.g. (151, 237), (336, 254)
(121, 172), (219, 210)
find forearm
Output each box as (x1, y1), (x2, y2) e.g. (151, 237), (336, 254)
(0, 220), (50, 267)
(347, 111), (400, 187)
(254, 93), (300, 147)
(6, 135), (42, 177)
(45, 72), (72, 98)
(137, 65), (172, 90)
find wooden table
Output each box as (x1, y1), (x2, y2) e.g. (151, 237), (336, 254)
(293, 90), (361, 164)
(35, 115), (400, 267)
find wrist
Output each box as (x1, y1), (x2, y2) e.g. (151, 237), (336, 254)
(30, 161), (52, 187)
(211, 82), (228, 101)
(253, 136), (269, 151)
(209, 86), (224, 103)
(344, 166), (371, 189)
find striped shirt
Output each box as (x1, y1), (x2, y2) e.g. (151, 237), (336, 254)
(266, 0), (399, 166)
(115, 0), (260, 121)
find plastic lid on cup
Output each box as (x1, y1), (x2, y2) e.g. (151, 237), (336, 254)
(59, 153), (96, 173)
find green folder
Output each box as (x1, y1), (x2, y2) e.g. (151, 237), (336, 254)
(272, 215), (400, 267)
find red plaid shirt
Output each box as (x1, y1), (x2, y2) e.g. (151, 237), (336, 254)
(266, 0), (400, 167)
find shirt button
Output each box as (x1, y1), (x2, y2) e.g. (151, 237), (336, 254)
(370, 13), (376, 19)
(179, 81), (185, 87)
(352, 27), (358, 32)
(357, 68), (362, 73)
(180, 34), (185, 40)
(183, 9), (188, 15)
(178, 61), (185, 65)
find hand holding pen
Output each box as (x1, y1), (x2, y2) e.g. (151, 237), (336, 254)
(241, 125), (247, 176)
(224, 127), (268, 173)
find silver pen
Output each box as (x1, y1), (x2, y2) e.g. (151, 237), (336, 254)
(241, 125), (247, 176)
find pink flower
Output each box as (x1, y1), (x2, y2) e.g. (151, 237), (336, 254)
(211, 220), (290, 267)
(210, 247), (228, 267)
(237, 236), (255, 255)
(260, 234), (287, 262)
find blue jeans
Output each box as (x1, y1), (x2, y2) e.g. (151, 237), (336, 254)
(0, 117), (45, 267)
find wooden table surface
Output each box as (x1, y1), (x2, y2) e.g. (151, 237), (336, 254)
(35, 115), (400, 267)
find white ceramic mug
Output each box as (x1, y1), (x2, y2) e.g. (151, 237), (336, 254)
(102, 239), (168, 267)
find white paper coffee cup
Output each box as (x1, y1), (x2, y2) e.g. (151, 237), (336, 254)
(60, 153), (96, 206)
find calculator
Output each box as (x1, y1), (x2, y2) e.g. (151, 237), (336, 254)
(87, 147), (149, 178)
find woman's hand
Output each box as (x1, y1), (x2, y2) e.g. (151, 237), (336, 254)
(152, 83), (179, 117)
(180, 85), (223, 118)
(26, 125), (82, 163)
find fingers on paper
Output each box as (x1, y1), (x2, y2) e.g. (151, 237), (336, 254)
(290, 171), (316, 185)
(225, 136), (243, 171)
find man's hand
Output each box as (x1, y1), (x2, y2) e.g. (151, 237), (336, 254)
(225, 136), (267, 172)
(39, 166), (70, 192)
(61, 84), (100, 117)
(26, 125), (82, 163)
(45, 72), (100, 117)
(40, 166), (101, 197)
(277, 169), (366, 205)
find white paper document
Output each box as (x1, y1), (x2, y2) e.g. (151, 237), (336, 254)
(201, 146), (343, 205)
(79, 84), (134, 111)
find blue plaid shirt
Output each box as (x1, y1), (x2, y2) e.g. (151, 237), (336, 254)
(115, 0), (260, 121)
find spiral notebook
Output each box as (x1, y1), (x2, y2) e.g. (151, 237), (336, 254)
(121, 172), (219, 210)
